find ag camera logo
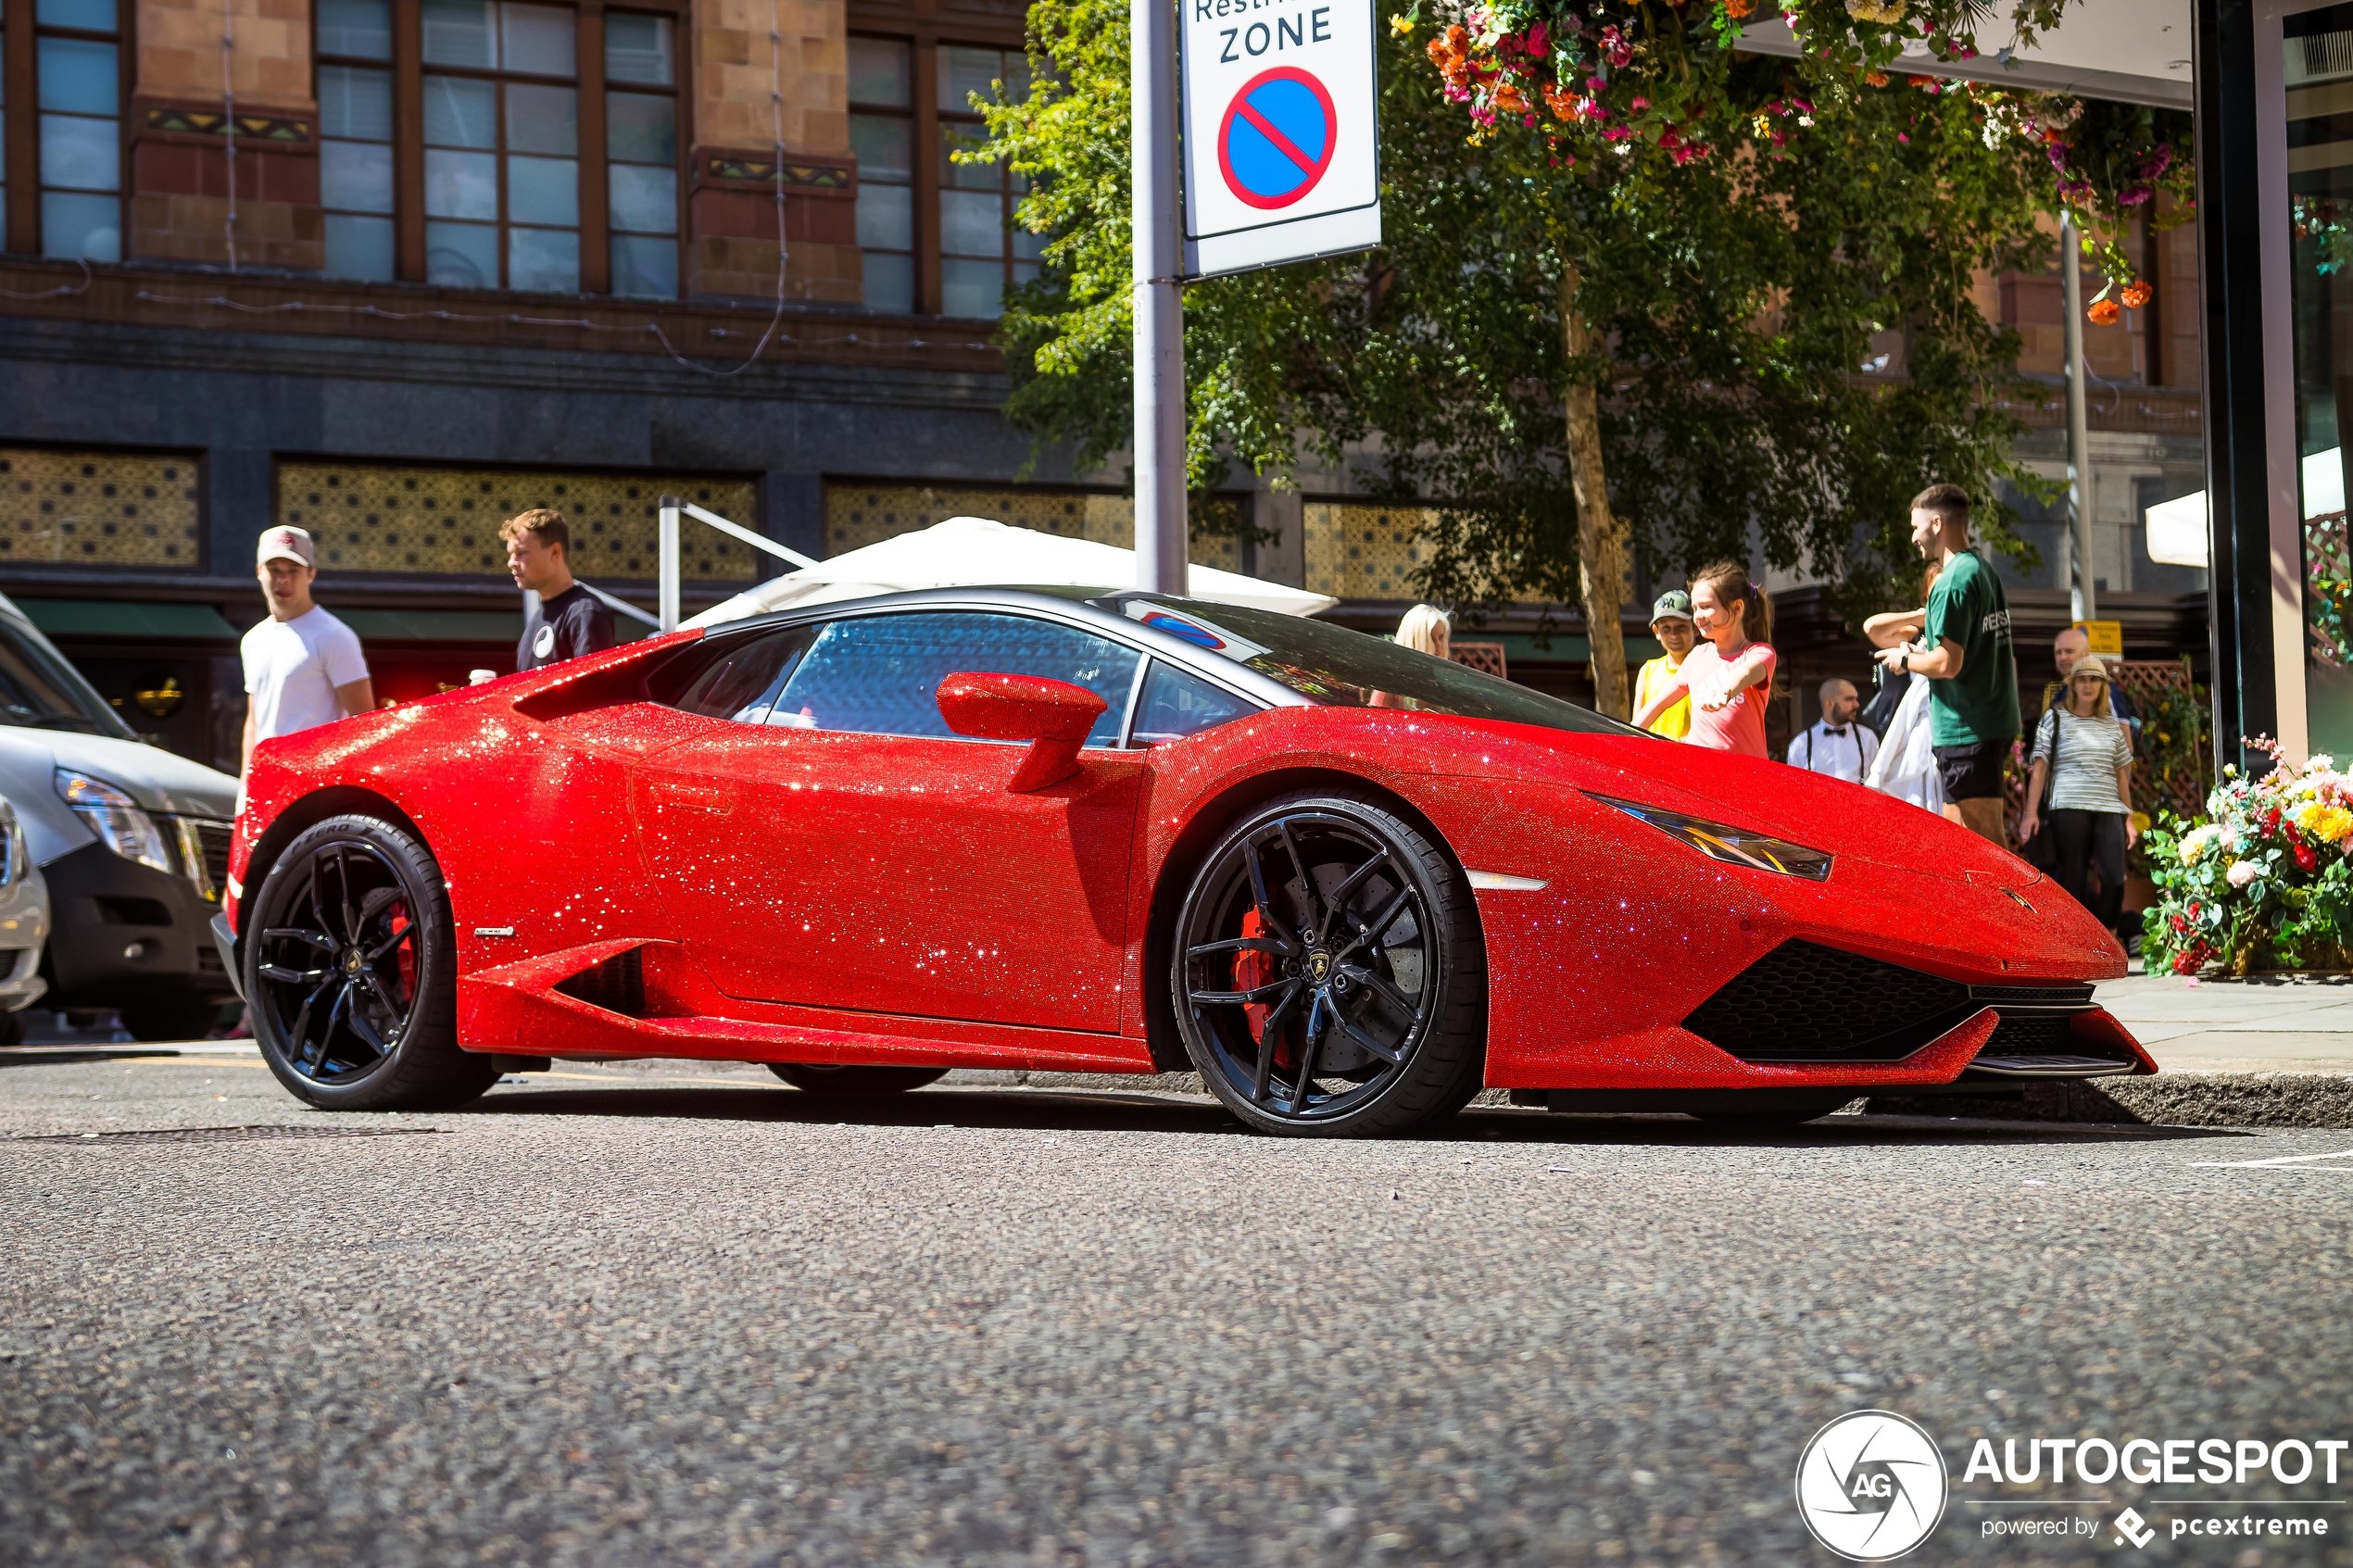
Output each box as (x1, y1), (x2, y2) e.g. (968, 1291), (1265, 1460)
(1794, 1411), (1951, 1561)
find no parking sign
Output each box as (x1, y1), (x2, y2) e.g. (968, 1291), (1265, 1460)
(1179, 0), (1379, 276)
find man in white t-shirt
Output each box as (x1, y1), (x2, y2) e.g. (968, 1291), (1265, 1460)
(241, 526), (372, 776)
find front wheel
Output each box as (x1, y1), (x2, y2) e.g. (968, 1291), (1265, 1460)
(245, 813), (497, 1111)
(766, 1064), (948, 1094)
(1171, 791), (1487, 1136)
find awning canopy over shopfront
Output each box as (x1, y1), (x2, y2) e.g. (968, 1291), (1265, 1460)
(686, 516), (1340, 629)
(1741, 0), (2193, 108)
(333, 609), (527, 644)
(11, 599), (242, 641)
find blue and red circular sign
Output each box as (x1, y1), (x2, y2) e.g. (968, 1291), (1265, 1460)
(1217, 67), (1338, 210)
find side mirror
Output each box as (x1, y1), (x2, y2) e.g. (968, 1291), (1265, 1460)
(936, 672), (1109, 792)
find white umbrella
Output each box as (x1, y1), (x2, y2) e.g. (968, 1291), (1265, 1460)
(681, 515), (1338, 630)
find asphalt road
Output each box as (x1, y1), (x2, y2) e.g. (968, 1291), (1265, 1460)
(2, 1051), (2349, 1567)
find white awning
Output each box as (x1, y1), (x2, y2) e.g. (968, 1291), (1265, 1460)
(683, 515), (1340, 630)
(1741, 0), (2192, 108)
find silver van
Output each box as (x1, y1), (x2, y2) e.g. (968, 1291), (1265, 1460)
(0, 593), (240, 1039)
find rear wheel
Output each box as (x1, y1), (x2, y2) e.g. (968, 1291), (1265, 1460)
(245, 814), (497, 1111)
(1172, 792), (1486, 1136)
(766, 1064), (948, 1094)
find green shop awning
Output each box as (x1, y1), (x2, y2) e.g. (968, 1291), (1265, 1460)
(1458, 633), (1667, 667)
(334, 609), (526, 643)
(14, 598), (242, 640)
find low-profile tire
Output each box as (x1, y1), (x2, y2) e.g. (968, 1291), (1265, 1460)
(119, 998), (228, 1042)
(245, 813), (498, 1112)
(1171, 790), (1486, 1137)
(766, 1063), (948, 1094)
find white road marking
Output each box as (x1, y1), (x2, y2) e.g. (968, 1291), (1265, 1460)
(2189, 1148), (2353, 1170)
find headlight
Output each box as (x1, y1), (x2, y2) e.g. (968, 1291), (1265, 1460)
(1589, 793), (1833, 881)
(55, 769), (173, 875)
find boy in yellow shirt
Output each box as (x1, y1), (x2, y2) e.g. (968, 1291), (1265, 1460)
(1631, 590), (1697, 739)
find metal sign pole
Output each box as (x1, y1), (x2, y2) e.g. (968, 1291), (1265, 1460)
(1132, 0), (1188, 595)
(658, 495), (682, 632)
(2060, 218), (2096, 624)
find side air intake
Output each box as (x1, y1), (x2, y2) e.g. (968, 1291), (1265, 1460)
(552, 947), (646, 1018)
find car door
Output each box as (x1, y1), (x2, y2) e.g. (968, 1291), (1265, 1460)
(632, 608), (1148, 1033)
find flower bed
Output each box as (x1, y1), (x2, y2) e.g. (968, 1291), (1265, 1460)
(2142, 743), (2353, 976)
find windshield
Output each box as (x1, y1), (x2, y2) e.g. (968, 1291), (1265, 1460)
(1119, 598), (1650, 738)
(0, 615), (138, 737)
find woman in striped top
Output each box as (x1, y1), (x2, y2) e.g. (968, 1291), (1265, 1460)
(2018, 652), (2139, 934)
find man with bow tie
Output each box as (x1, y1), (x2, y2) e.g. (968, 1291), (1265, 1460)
(1787, 677), (1879, 784)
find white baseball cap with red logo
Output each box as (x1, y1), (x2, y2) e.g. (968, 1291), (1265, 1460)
(257, 526), (317, 568)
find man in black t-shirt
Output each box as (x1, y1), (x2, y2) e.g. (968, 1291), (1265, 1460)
(504, 508), (617, 672)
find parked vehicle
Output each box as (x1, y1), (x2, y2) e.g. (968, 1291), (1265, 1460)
(0, 795), (52, 1045)
(0, 593), (240, 1040)
(225, 588), (2147, 1134)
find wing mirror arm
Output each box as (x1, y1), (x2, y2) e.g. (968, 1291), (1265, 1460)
(936, 672), (1110, 793)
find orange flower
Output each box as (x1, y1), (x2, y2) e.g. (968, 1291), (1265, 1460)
(1541, 82), (1579, 121)
(2087, 297), (2121, 326)
(1494, 82), (1528, 113)
(1722, 0), (1754, 16)
(2120, 280), (2154, 309)
(1866, 70), (1889, 87)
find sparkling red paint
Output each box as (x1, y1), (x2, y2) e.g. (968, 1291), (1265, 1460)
(227, 631), (2147, 1090)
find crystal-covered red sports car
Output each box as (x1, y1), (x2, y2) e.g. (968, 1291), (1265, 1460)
(217, 588), (2151, 1135)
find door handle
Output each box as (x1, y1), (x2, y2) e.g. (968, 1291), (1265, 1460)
(648, 779), (735, 815)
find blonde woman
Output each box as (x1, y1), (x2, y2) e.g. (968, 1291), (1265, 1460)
(2019, 652), (2137, 932)
(1395, 604), (1452, 659)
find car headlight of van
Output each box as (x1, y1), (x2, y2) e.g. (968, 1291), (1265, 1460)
(55, 769), (173, 875)
(1589, 793), (1834, 881)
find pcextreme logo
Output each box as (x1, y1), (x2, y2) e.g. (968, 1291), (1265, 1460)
(1794, 1411), (1951, 1562)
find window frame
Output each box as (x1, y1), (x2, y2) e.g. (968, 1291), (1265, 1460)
(1, 0), (132, 260)
(311, 0), (688, 295)
(660, 603), (1272, 751)
(842, 24), (1033, 319)
(846, 31), (915, 315)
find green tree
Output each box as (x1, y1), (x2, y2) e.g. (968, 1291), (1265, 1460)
(973, 1), (2153, 714)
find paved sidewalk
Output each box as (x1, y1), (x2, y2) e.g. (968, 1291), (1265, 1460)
(2096, 972), (2353, 1073)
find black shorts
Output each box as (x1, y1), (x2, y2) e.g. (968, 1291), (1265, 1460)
(1932, 740), (2012, 803)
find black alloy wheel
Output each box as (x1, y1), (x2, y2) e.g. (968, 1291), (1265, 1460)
(766, 1064), (949, 1093)
(1172, 791), (1486, 1136)
(245, 814), (497, 1111)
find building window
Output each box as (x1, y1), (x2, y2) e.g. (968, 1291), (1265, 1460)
(309, 0), (683, 295)
(418, 0), (581, 291)
(318, 0), (397, 280)
(603, 12), (677, 298)
(849, 36), (913, 313)
(35, 0), (121, 262)
(935, 44), (1037, 320)
(848, 34), (1040, 319)
(0, 446), (202, 567)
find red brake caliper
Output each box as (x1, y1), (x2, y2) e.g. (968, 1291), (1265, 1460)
(1233, 909), (1293, 1069)
(388, 904), (413, 999)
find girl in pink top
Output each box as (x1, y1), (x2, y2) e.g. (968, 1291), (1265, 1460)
(1629, 560), (1776, 757)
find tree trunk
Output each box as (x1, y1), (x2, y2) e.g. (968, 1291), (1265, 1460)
(1559, 261), (1629, 721)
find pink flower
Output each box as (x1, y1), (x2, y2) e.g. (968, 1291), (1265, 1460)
(2227, 859), (2261, 888)
(1522, 19), (1547, 53)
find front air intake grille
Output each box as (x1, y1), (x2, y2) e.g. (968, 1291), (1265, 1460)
(552, 947), (646, 1017)
(1685, 941), (2098, 1064)
(1683, 940), (1969, 1060)
(1979, 1011), (2077, 1058)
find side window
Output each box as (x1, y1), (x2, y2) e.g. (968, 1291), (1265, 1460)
(771, 611), (1140, 746)
(664, 627), (815, 724)
(1132, 660), (1256, 746)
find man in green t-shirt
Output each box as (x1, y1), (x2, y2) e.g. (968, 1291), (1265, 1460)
(1872, 483), (2019, 845)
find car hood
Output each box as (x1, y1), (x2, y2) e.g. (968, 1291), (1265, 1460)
(12, 730), (241, 818)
